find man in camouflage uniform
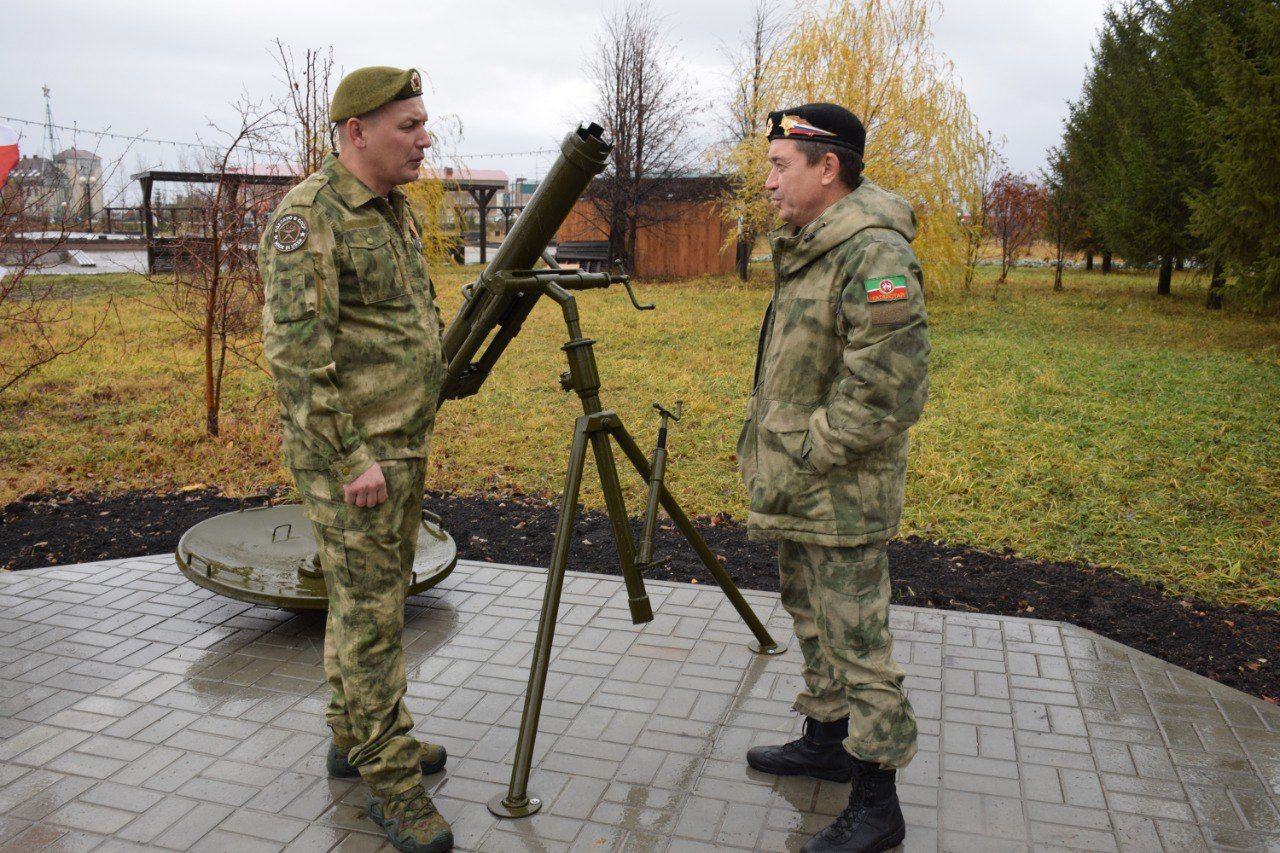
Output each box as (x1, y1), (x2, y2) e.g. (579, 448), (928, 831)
(737, 103), (930, 853)
(260, 66), (452, 853)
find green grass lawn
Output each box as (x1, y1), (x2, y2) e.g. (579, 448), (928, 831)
(1, 264), (1277, 609)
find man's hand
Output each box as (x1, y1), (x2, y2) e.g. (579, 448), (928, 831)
(343, 462), (388, 507)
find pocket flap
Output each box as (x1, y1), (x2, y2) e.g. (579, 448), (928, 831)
(302, 496), (369, 531)
(345, 225), (391, 249)
(760, 400), (814, 433)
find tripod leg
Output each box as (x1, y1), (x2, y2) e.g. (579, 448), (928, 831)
(590, 431), (652, 624)
(489, 417), (592, 818)
(611, 424), (785, 655)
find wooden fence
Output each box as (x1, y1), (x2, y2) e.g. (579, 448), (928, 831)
(556, 200), (735, 279)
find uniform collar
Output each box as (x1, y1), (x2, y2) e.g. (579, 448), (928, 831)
(323, 154), (406, 211)
(769, 182), (866, 278)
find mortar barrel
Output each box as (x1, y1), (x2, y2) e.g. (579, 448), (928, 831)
(440, 123), (612, 382)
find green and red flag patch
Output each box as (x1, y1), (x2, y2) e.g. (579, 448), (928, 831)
(865, 275), (908, 303)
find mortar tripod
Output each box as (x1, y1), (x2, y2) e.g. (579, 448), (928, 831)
(481, 268), (786, 818)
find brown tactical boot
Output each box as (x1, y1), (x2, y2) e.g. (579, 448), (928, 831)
(368, 783), (453, 853)
(327, 740), (448, 778)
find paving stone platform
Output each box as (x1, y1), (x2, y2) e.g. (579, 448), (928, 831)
(1, 554), (1277, 852)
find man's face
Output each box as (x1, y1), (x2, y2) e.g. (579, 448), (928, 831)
(356, 97), (431, 188)
(765, 139), (832, 228)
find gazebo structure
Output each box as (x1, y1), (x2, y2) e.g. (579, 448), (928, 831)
(422, 166), (509, 264)
(133, 169), (297, 274)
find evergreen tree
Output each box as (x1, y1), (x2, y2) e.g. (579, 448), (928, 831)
(1094, 4), (1196, 293)
(1187, 0), (1280, 303)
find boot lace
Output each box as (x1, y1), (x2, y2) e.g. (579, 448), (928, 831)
(393, 786), (439, 824)
(779, 718), (824, 754)
(824, 782), (871, 841)
(777, 733), (811, 753)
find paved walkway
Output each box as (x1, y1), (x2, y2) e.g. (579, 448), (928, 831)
(0, 555), (1277, 851)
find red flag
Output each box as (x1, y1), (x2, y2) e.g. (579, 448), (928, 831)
(0, 125), (18, 190)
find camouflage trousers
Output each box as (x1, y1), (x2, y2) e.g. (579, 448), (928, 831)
(292, 459), (425, 798)
(777, 539), (917, 769)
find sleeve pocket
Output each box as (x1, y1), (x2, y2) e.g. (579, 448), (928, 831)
(271, 269), (316, 323)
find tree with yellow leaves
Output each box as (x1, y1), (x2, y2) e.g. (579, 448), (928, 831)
(400, 114), (467, 269)
(717, 1), (785, 281)
(722, 0), (986, 292)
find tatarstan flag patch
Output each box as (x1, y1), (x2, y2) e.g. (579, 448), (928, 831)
(865, 275), (908, 302)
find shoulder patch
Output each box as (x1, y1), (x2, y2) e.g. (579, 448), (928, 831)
(864, 275), (908, 303)
(272, 213), (309, 253)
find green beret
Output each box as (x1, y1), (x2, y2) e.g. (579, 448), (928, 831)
(330, 66), (423, 123)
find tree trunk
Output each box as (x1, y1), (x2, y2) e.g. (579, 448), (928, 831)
(1101, 251), (1112, 274)
(1205, 260), (1225, 310)
(1085, 252), (1094, 271)
(1157, 256), (1173, 295)
(1053, 233), (1066, 291)
(1175, 257), (1184, 271)
(735, 235), (751, 281)
(204, 243), (219, 438)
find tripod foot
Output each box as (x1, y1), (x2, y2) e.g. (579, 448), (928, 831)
(748, 638), (788, 656)
(488, 792), (543, 818)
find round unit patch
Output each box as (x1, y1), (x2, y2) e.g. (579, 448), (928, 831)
(879, 278), (896, 295)
(272, 214), (309, 253)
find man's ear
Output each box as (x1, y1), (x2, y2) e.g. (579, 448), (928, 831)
(821, 151), (841, 187)
(344, 117), (365, 150)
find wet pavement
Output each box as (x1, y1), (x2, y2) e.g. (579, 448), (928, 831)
(1, 554), (1277, 851)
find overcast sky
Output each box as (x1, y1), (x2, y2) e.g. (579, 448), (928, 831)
(3, 0), (1110, 201)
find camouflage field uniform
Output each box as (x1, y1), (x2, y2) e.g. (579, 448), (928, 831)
(737, 179), (930, 769)
(260, 153), (444, 798)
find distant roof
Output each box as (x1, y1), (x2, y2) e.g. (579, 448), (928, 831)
(420, 165), (508, 188)
(583, 174), (730, 203)
(131, 168), (297, 186)
(10, 156), (65, 182)
(226, 163), (301, 177)
(55, 147), (100, 161)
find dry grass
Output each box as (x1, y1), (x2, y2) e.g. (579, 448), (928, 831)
(2, 264), (1277, 608)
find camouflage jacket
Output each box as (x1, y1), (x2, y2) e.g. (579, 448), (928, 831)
(259, 154), (444, 482)
(737, 179), (930, 546)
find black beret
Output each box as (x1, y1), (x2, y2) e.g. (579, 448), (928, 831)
(330, 67), (423, 123)
(766, 103), (866, 156)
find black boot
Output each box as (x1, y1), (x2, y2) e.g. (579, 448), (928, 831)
(746, 716), (856, 782)
(801, 759), (905, 853)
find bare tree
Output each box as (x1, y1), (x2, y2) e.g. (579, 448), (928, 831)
(0, 139), (133, 396)
(141, 97), (283, 436)
(272, 41), (336, 178)
(719, 1), (783, 280)
(586, 0), (701, 273)
(1042, 144), (1085, 292)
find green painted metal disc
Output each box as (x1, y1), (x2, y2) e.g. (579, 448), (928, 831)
(175, 504), (456, 610)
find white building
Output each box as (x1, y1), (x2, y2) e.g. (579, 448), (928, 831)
(8, 147), (103, 225)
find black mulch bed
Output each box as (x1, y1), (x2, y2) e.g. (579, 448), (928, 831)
(2, 488), (1276, 703)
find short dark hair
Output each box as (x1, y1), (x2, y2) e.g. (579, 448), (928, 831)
(799, 141), (862, 189)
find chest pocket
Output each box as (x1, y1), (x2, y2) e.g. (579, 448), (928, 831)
(763, 294), (841, 406)
(345, 225), (405, 304)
